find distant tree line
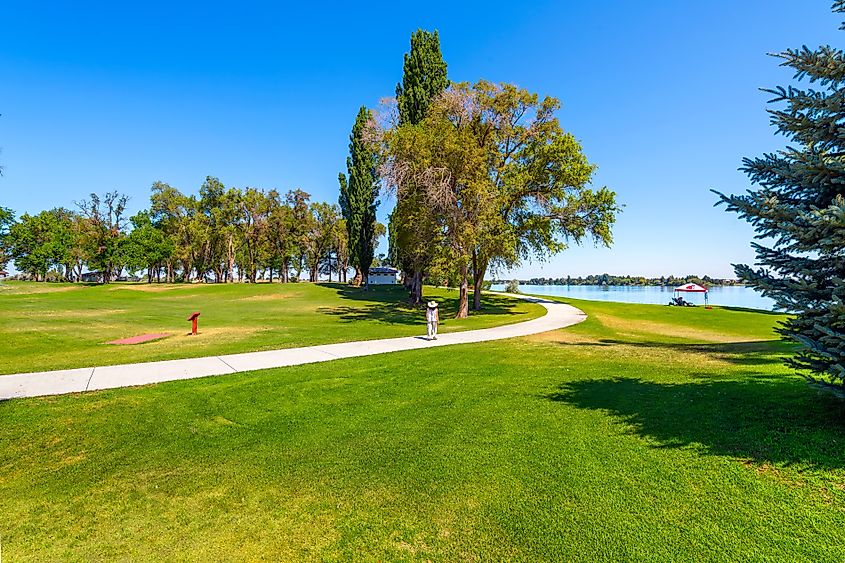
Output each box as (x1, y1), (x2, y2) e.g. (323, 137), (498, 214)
(495, 274), (745, 287)
(0, 178), (377, 284)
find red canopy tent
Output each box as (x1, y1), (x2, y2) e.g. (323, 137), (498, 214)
(674, 283), (710, 307)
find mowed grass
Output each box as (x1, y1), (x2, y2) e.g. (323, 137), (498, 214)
(1, 296), (844, 560)
(0, 281), (542, 373)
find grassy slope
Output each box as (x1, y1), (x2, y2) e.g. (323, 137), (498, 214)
(1, 298), (844, 560)
(0, 281), (542, 373)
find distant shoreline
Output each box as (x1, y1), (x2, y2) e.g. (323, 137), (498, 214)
(491, 276), (745, 288)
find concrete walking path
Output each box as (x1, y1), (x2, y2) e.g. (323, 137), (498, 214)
(0, 294), (585, 401)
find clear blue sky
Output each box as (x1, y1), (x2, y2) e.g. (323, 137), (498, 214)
(1, 1), (841, 278)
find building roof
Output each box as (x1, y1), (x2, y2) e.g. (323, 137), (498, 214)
(369, 267), (399, 274)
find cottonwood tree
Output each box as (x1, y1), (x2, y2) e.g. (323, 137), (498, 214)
(266, 189), (295, 282)
(384, 86), (490, 317)
(124, 211), (174, 282)
(339, 105), (380, 287)
(76, 191), (129, 282)
(717, 1), (845, 392)
(7, 208), (76, 281)
(150, 181), (191, 282)
(239, 187), (270, 283)
(305, 202), (340, 282)
(287, 188), (312, 279)
(382, 82), (618, 318)
(468, 81), (618, 310)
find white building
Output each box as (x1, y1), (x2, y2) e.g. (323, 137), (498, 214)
(368, 266), (400, 285)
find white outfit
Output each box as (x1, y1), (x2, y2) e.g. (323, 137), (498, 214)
(426, 307), (438, 339)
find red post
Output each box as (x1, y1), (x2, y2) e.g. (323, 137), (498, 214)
(187, 312), (201, 335)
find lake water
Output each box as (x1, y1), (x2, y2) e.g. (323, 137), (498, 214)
(490, 284), (777, 311)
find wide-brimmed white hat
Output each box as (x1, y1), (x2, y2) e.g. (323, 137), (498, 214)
(427, 301), (438, 308)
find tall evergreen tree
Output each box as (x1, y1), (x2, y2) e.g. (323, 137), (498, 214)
(391, 29), (449, 303)
(339, 106), (380, 287)
(395, 30), (449, 126)
(717, 1), (845, 391)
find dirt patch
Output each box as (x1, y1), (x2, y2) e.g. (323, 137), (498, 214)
(63, 308), (128, 318)
(174, 326), (261, 340)
(1, 284), (80, 295)
(239, 294), (290, 302)
(525, 330), (595, 345)
(108, 285), (187, 293)
(59, 452), (87, 467)
(108, 333), (171, 345)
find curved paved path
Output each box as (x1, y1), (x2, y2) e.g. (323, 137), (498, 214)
(0, 294), (585, 401)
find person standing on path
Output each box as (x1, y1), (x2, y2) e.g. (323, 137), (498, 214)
(426, 301), (439, 340)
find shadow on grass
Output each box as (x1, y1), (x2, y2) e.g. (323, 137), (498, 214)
(317, 283), (527, 325)
(563, 338), (794, 367)
(546, 375), (845, 469)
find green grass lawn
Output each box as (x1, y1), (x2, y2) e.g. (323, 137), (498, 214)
(1, 295), (844, 560)
(0, 281), (542, 374)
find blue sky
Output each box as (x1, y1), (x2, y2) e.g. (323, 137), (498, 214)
(1, 1), (841, 278)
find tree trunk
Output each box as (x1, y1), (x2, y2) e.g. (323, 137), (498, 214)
(409, 270), (423, 305)
(456, 262), (469, 319)
(227, 234), (235, 283)
(472, 251), (486, 311)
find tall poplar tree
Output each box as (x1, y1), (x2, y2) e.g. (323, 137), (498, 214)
(718, 1), (845, 391)
(339, 105), (380, 287)
(391, 29), (449, 303)
(396, 30), (449, 126)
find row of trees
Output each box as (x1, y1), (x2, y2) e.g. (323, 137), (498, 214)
(368, 30), (619, 318)
(0, 180), (369, 284)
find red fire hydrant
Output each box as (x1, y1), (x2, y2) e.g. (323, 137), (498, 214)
(187, 312), (201, 335)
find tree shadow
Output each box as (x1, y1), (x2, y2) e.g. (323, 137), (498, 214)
(562, 338), (794, 367)
(546, 375), (845, 470)
(318, 283), (528, 325)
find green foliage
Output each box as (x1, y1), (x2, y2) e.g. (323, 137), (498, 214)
(123, 211), (174, 281)
(383, 80), (619, 316)
(339, 106), (380, 285)
(76, 191), (129, 282)
(505, 279), (520, 294)
(390, 29), (450, 303)
(395, 30), (449, 126)
(716, 3), (845, 388)
(0, 206), (15, 269)
(5, 178), (352, 284)
(7, 208), (75, 280)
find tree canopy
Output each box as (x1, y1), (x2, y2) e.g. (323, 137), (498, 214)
(4, 180), (354, 284)
(380, 80), (619, 317)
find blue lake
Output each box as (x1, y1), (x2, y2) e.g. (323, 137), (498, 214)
(490, 284), (777, 311)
